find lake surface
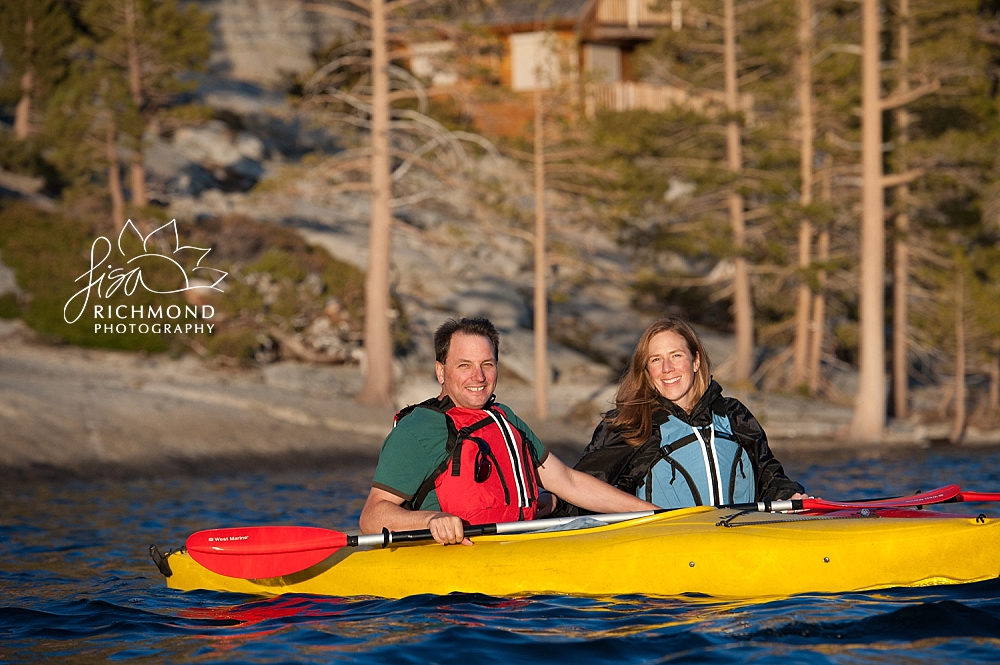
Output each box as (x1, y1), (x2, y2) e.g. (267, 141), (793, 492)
(4, 445), (1000, 663)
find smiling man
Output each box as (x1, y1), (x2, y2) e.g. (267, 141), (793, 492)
(359, 317), (655, 545)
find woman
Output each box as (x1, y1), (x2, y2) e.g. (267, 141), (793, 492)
(570, 317), (805, 509)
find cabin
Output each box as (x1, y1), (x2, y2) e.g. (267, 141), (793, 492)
(408, 1), (749, 136)
(484, 0), (676, 93)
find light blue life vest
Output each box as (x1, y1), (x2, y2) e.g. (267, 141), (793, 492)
(635, 411), (755, 508)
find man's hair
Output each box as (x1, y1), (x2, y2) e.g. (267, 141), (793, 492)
(434, 317), (500, 363)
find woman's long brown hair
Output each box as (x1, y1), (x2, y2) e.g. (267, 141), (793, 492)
(606, 317), (712, 446)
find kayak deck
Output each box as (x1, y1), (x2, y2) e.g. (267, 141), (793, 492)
(160, 506), (1000, 599)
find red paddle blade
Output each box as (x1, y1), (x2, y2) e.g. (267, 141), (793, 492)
(803, 484), (962, 511)
(186, 526), (347, 579)
(957, 491), (1000, 503)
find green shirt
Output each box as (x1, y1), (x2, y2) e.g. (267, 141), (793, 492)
(371, 402), (548, 511)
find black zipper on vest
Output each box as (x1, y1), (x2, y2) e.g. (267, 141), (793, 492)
(728, 454), (746, 504)
(694, 423), (722, 506)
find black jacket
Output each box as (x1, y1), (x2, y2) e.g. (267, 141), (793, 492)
(568, 380), (804, 508)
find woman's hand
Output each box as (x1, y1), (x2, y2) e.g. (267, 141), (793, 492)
(535, 491), (556, 518)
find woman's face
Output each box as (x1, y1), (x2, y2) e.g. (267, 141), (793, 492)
(646, 330), (701, 412)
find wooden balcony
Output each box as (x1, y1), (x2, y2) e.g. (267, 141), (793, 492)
(595, 0), (673, 27)
(587, 81), (755, 123)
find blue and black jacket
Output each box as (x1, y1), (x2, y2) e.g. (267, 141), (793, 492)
(566, 380), (804, 509)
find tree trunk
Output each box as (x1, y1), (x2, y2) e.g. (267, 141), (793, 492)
(533, 88), (549, 419)
(357, 0), (395, 408)
(809, 227), (829, 396)
(125, 0), (147, 207)
(106, 115), (125, 232)
(14, 16), (35, 140)
(892, 0), (911, 420)
(792, 0), (814, 389)
(131, 156), (148, 208)
(724, 0), (753, 384)
(892, 218), (910, 419)
(850, 0), (886, 442)
(990, 340), (999, 412)
(949, 264), (966, 444)
(808, 140), (834, 395)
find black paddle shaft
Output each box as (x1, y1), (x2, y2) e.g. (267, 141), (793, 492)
(377, 524), (499, 546)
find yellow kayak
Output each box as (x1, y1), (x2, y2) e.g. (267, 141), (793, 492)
(157, 506), (1000, 599)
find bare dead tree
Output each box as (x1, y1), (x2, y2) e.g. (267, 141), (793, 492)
(792, 0), (815, 389)
(724, 0), (754, 384)
(534, 86), (548, 419)
(301, 0), (500, 407)
(850, 0), (886, 442)
(949, 257), (966, 444)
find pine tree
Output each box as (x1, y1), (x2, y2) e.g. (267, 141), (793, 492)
(45, 56), (132, 229)
(77, 0), (210, 210)
(0, 1), (75, 139)
(884, 0), (998, 431)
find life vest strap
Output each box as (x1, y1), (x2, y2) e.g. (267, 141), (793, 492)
(397, 396), (531, 514)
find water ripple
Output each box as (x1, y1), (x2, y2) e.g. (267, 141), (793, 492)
(3, 450), (1000, 663)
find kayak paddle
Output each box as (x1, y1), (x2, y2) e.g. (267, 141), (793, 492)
(950, 490), (1000, 503)
(722, 484), (963, 513)
(186, 510), (659, 579)
(186, 485), (980, 579)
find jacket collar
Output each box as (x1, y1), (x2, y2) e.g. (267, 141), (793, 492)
(434, 393), (497, 411)
(653, 378), (722, 423)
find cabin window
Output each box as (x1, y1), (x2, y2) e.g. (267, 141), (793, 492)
(510, 32), (559, 91)
(584, 44), (622, 84)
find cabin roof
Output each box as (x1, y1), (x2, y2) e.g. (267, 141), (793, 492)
(483, 0), (595, 31)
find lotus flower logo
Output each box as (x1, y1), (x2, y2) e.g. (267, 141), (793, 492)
(63, 219), (228, 325)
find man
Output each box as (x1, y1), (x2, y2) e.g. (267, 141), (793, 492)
(359, 317), (656, 545)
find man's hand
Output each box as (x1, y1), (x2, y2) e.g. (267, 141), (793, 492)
(427, 513), (473, 546)
(360, 487), (471, 545)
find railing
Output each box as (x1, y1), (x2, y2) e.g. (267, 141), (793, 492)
(595, 0), (672, 27)
(587, 81), (755, 122)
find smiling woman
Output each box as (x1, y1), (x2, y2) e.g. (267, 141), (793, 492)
(560, 317), (806, 512)
(644, 329), (703, 412)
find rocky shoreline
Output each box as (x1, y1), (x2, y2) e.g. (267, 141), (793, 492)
(3, 318), (997, 482)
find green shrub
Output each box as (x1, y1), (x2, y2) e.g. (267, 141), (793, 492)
(0, 201), (171, 351)
(0, 204), (382, 362)
(247, 249), (309, 283)
(204, 327), (259, 362)
(0, 293), (19, 319)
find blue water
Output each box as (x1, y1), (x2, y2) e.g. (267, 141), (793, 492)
(3, 446), (1000, 663)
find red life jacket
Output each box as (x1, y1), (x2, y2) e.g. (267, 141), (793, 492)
(396, 396), (540, 524)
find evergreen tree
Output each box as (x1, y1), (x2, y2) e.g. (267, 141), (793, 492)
(77, 0), (210, 209)
(887, 0), (999, 427)
(45, 55), (132, 229)
(598, 0), (805, 383)
(0, 1), (75, 139)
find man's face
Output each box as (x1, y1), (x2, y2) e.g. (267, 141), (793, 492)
(435, 332), (498, 410)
